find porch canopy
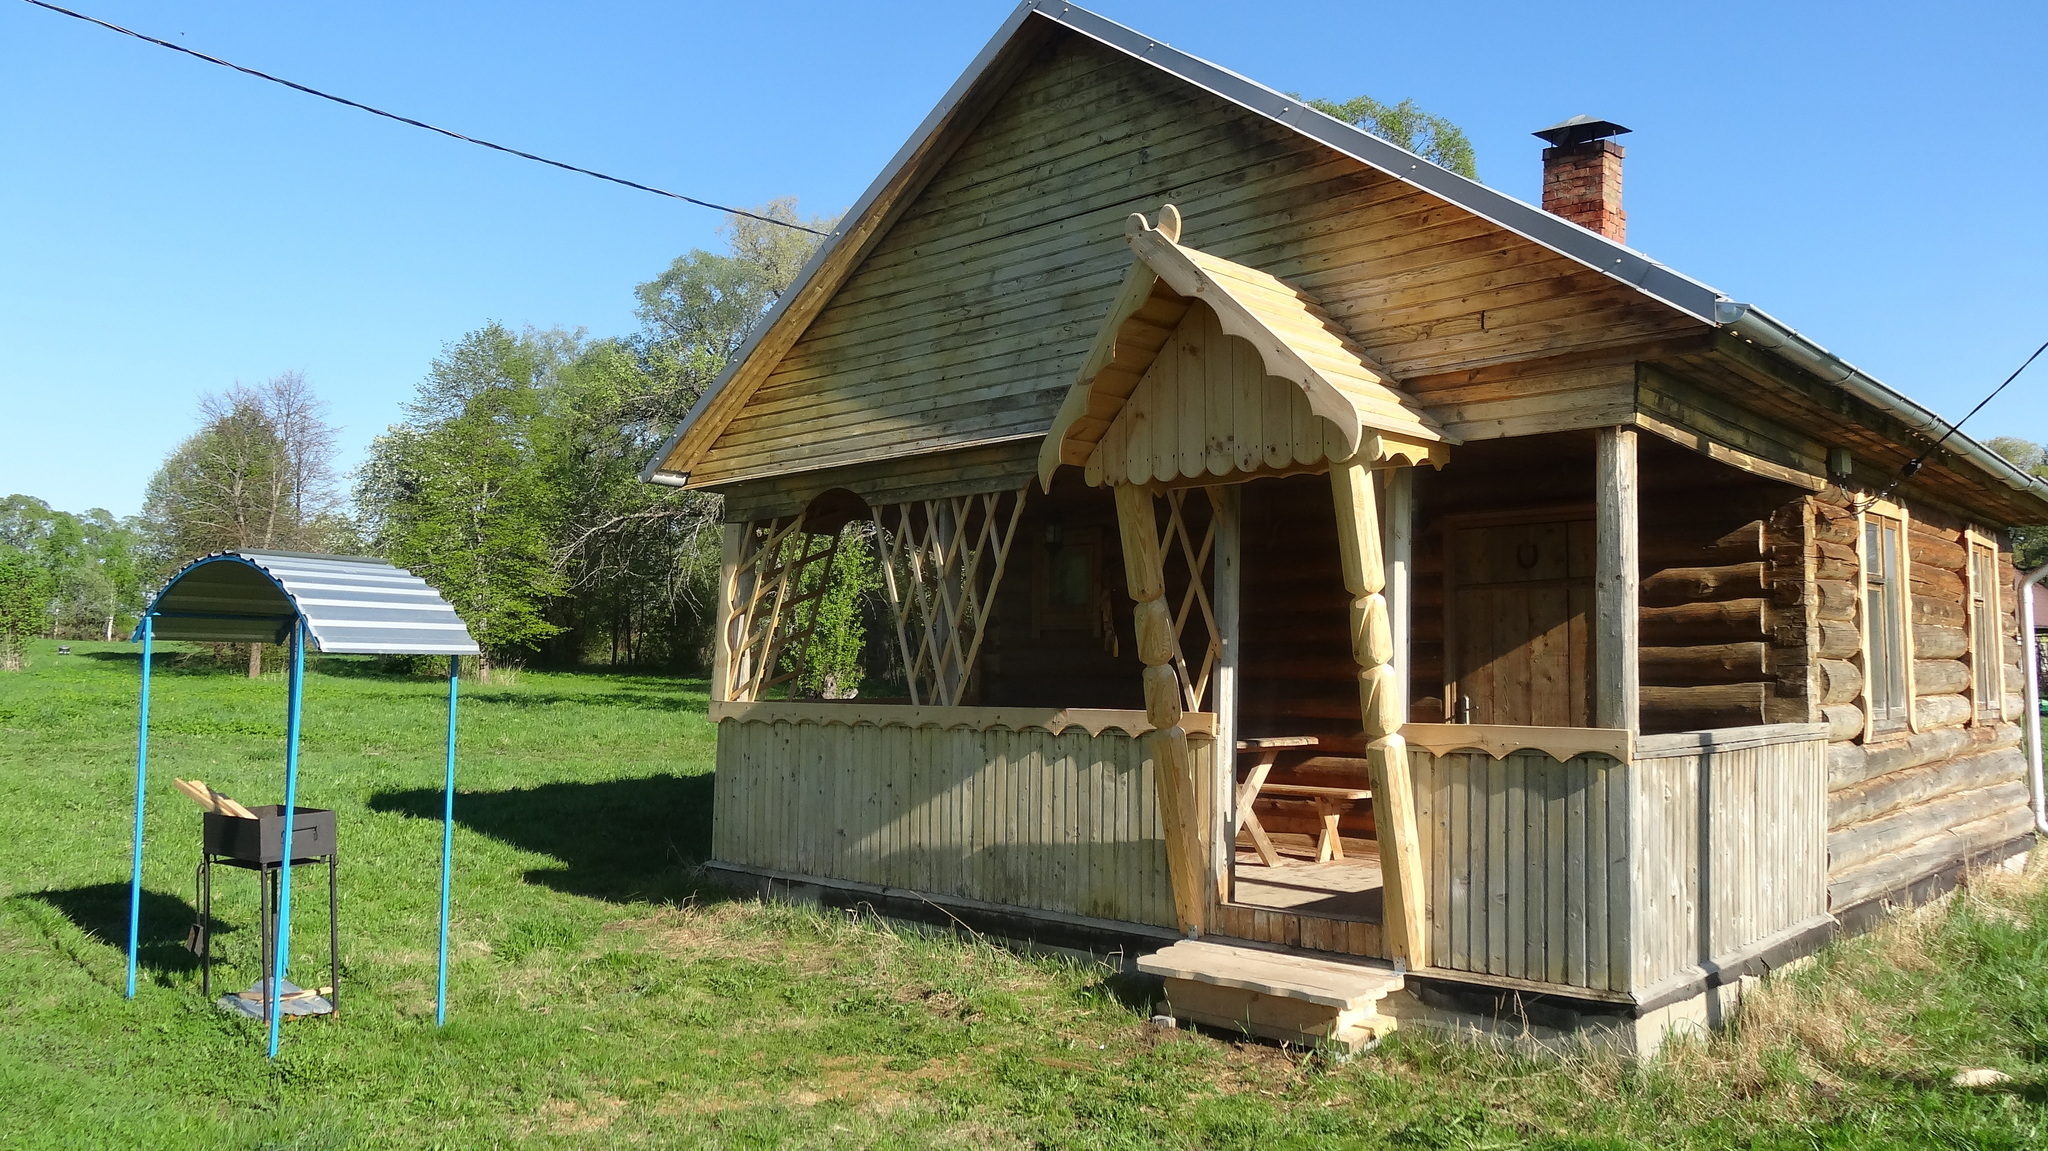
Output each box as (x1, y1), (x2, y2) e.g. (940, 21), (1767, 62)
(1034, 207), (1459, 958)
(1038, 204), (1453, 490)
(126, 550), (480, 1057)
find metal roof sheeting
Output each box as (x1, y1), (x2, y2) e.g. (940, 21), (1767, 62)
(139, 550), (482, 655)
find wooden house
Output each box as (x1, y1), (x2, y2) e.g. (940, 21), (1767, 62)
(643, 1), (2048, 1051)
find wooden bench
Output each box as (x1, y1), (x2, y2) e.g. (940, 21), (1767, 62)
(1234, 738), (1372, 867)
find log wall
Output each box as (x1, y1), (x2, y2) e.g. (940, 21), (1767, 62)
(1238, 473), (1357, 736)
(711, 703), (1213, 930)
(975, 472), (1145, 709)
(1807, 485), (2032, 913)
(1635, 434), (1814, 735)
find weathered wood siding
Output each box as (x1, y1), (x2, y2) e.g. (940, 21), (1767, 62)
(1809, 486), (2032, 913)
(1086, 301), (1341, 487)
(1411, 726), (1828, 995)
(712, 711), (1215, 929)
(685, 31), (1702, 487)
(1628, 731), (1830, 993)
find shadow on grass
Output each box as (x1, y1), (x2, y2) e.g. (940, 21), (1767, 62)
(78, 649), (267, 677)
(455, 691), (701, 712)
(21, 883), (232, 974)
(368, 773), (718, 905)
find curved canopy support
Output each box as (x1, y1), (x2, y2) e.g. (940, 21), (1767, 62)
(1039, 207), (1453, 489)
(125, 550), (478, 1058)
(139, 550), (480, 655)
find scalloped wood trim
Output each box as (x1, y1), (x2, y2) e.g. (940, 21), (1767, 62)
(710, 699), (1218, 737)
(1403, 723), (1632, 763)
(1040, 208), (1449, 488)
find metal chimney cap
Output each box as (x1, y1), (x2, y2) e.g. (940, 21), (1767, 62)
(1533, 115), (1632, 147)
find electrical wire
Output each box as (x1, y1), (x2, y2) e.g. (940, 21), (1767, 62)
(17, 0), (828, 235)
(1855, 336), (2048, 512)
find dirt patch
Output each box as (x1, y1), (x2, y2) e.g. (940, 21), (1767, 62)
(537, 1092), (625, 1134)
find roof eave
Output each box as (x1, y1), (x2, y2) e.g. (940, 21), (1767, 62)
(639, 0), (1053, 485)
(1724, 306), (2048, 519)
(641, 0), (1727, 487)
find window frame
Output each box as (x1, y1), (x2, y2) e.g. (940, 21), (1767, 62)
(1857, 499), (1915, 740)
(1965, 530), (2006, 724)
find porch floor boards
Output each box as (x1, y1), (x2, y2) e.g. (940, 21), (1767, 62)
(1231, 835), (1384, 921)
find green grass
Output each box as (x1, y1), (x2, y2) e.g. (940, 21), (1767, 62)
(2, 638), (2046, 1148)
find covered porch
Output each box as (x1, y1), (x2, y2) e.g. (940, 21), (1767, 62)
(701, 208), (1831, 1036)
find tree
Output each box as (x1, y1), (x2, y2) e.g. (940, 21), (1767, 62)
(0, 548), (47, 671)
(141, 374), (341, 673)
(1307, 95), (1478, 180)
(1989, 436), (2048, 571)
(783, 526), (881, 698)
(358, 324), (573, 677)
(546, 199), (838, 670)
(0, 496), (148, 640)
(631, 197), (836, 411)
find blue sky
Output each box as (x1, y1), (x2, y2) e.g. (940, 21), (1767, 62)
(3, 0), (2044, 518)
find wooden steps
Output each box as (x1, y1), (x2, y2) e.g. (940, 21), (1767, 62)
(1138, 939), (1404, 1052)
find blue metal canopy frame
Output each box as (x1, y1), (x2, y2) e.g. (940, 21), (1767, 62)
(126, 550), (481, 1058)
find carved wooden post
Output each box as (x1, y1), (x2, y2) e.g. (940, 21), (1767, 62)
(715, 522), (749, 702)
(1115, 483), (1208, 935)
(1331, 457), (1428, 967)
(1595, 427), (1640, 731)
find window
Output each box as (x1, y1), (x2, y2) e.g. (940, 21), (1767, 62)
(1969, 537), (2004, 721)
(1862, 513), (1910, 731)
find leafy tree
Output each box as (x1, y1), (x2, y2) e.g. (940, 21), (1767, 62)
(783, 526), (881, 698)
(546, 198), (837, 670)
(0, 547), (48, 671)
(1989, 436), (2048, 570)
(630, 196), (836, 411)
(0, 496), (147, 640)
(1308, 95), (1478, 180)
(140, 373), (341, 673)
(356, 199), (847, 676)
(358, 324), (574, 677)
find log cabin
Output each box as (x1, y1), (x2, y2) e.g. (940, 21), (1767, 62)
(642, 1), (2048, 1052)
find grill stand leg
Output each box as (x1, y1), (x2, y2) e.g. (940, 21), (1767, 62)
(199, 855), (213, 998)
(328, 855), (339, 1016)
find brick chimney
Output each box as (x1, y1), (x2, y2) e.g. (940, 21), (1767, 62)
(1533, 116), (1631, 242)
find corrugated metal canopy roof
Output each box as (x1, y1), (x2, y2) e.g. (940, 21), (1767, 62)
(138, 550), (481, 655)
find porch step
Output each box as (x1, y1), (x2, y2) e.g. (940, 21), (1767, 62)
(1138, 939), (1405, 1052)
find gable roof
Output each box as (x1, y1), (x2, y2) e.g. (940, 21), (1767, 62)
(644, 0), (2048, 521)
(1039, 207), (1448, 485)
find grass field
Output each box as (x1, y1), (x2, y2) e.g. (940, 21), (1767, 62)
(2, 638), (2046, 1149)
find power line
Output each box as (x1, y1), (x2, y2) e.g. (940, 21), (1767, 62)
(1859, 336), (2048, 510)
(18, 0), (828, 235)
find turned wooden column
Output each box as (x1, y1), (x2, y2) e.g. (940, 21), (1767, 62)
(1595, 426), (1640, 732)
(1114, 483), (1209, 935)
(1330, 459), (1428, 967)
(714, 522), (748, 702)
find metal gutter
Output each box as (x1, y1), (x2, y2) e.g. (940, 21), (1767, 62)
(2022, 562), (2048, 835)
(1722, 304), (2048, 506)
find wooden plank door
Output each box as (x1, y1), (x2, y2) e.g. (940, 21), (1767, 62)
(1446, 519), (1595, 726)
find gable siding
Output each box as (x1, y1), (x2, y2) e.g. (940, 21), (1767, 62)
(688, 32), (1700, 487)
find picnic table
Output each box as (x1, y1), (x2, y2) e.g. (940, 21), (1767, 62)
(1233, 737), (1372, 867)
